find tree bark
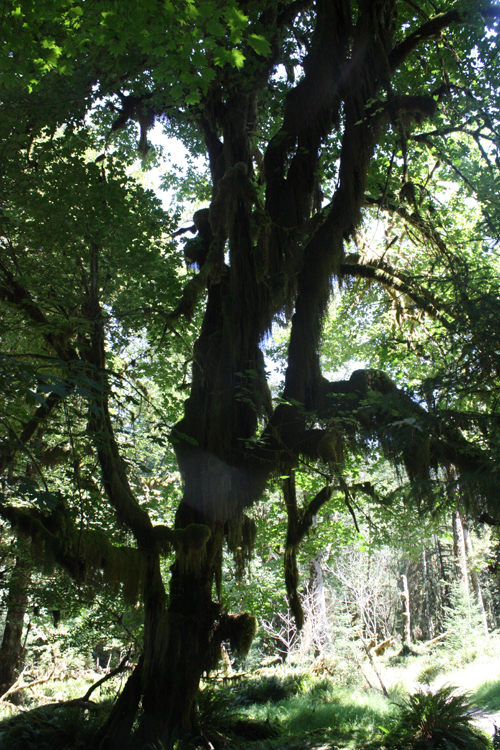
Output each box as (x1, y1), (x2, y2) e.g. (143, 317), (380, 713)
(0, 553), (30, 698)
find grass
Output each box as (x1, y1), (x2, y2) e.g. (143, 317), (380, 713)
(196, 640), (500, 749)
(473, 678), (500, 713)
(199, 672), (399, 749)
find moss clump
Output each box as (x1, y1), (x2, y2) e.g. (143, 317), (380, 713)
(226, 612), (258, 657)
(226, 513), (257, 578)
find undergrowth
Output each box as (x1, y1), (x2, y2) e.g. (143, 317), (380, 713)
(1, 645), (499, 750)
(0, 703), (110, 750)
(473, 678), (500, 713)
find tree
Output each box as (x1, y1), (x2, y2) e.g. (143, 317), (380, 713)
(0, 537), (31, 697)
(1, 0), (500, 746)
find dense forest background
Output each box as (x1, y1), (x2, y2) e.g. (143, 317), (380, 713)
(1, 0), (500, 748)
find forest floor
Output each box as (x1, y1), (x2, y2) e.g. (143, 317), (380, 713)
(203, 643), (500, 749)
(1, 640), (500, 749)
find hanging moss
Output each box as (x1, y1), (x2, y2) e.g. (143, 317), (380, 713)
(217, 612), (258, 659)
(0, 502), (147, 604)
(228, 613), (257, 657)
(172, 523), (212, 574)
(226, 513), (256, 579)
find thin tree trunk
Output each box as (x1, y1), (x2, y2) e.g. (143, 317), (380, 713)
(308, 551), (329, 655)
(462, 516), (489, 639)
(0, 554), (30, 697)
(421, 547), (434, 640)
(401, 573), (411, 646)
(433, 534), (446, 631)
(453, 509), (470, 598)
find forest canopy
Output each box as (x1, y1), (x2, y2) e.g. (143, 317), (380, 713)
(1, 0), (500, 746)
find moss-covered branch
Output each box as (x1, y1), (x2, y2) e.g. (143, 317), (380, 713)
(340, 260), (453, 329)
(283, 474), (334, 630)
(388, 10), (462, 71)
(321, 369), (500, 511)
(0, 501), (146, 603)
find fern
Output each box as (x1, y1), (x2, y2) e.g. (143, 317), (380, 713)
(388, 684), (489, 750)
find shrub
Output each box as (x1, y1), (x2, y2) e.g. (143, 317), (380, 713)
(0, 704), (106, 750)
(232, 673), (303, 705)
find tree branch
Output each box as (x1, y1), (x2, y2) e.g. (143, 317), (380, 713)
(0, 390), (67, 474)
(297, 485), (333, 540)
(0, 257), (78, 361)
(389, 10), (462, 71)
(340, 261), (453, 328)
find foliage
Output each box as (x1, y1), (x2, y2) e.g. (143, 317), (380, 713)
(0, 704), (109, 750)
(474, 678), (500, 714)
(197, 670), (398, 749)
(440, 584), (491, 667)
(232, 672), (303, 705)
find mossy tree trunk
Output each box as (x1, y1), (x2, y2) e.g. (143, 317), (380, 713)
(0, 552), (30, 697)
(97, 3), (490, 744)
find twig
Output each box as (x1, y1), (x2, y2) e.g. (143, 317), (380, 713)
(349, 647), (375, 690)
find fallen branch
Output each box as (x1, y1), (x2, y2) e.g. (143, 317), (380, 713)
(372, 637), (394, 656)
(0, 669), (27, 703)
(424, 631), (449, 646)
(0, 656), (132, 708)
(0, 699), (25, 712)
(361, 639), (389, 697)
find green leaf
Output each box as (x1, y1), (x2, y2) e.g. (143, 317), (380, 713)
(247, 33), (271, 57)
(34, 490), (60, 511)
(230, 49), (245, 68)
(225, 6), (248, 30)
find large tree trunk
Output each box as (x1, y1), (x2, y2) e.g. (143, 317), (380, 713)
(99, 528), (222, 747)
(137, 531), (220, 743)
(0, 553), (30, 697)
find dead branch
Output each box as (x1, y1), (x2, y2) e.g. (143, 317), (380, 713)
(0, 668), (54, 703)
